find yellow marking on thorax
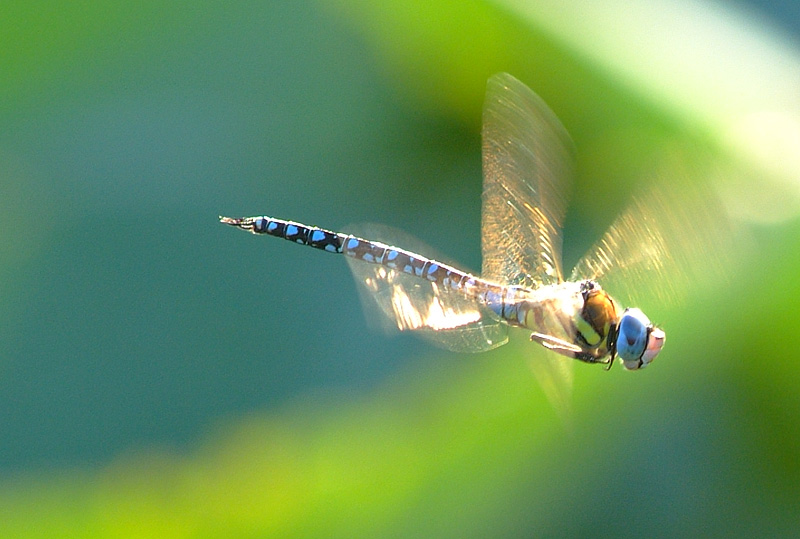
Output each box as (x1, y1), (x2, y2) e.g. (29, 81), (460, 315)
(579, 289), (618, 349)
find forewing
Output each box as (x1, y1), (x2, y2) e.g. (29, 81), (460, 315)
(481, 72), (575, 288)
(343, 224), (509, 353)
(571, 171), (737, 310)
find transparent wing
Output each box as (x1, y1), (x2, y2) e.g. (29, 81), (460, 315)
(481, 73), (577, 419)
(481, 72), (575, 288)
(527, 350), (574, 428)
(571, 164), (738, 310)
(343, 224), (509, 353)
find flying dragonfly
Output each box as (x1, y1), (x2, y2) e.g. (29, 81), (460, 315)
(221, 73), (731, 372)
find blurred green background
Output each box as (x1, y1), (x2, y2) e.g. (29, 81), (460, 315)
(3, 0), (800, 537)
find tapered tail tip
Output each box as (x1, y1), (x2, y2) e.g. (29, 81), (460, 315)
(220, 215), (258, 232)
(219, 216), (241, 226)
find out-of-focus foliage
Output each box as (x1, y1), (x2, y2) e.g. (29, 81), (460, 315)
(1, 0), (799, 537)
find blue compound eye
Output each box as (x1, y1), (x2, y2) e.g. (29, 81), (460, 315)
(614, 308), (665, 370)
(616, 308), (650, 363)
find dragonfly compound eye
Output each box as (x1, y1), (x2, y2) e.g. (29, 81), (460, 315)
(616, 308), (651, 368)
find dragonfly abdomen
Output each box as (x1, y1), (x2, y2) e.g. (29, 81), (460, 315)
(221, 215), (509, 301)
(340, 234), (545, 327)
(222, 215), (607, 361)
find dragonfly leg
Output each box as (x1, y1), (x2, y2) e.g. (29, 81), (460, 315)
(530, 332), (612, 366)
(603, 349), (617, 370)
(530, 332), (583, 357)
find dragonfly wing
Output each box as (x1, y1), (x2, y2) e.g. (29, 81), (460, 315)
(343, 224), (509, 353)
(481, 74), (577, 419)
(571, 168), (737, 310)
(527, 352), (574, 426)
(481, 72), (575, 288)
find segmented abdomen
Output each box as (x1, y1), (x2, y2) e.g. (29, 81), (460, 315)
(220, 214), (510, 306)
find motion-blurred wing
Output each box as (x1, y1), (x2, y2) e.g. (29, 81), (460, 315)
(571, 173), (736, 310)
(481, 73), (575, 288)
(344, 224), (509, 353)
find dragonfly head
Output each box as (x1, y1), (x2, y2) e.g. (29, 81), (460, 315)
(615, 308), (665, 370)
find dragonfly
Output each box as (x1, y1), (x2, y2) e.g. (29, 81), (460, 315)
(222, 73), (730, 371)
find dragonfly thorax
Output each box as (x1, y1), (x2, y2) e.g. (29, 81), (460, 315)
(576, 280), (618, 352)
(513, 280), (618, 364)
